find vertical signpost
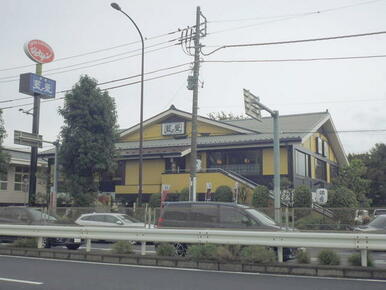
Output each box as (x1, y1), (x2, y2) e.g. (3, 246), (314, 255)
(20, 40), (55, 206)
(243, 89), (281, 224)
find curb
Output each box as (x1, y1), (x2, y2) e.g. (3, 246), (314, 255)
(1, 247), (386, 280)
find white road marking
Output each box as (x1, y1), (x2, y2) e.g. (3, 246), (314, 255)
(1, 254), (386, 283)
(0, 277), (43, 285)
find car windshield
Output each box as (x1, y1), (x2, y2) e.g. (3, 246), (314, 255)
(374, 209), (386, 215)
(118, 214), (140, 223)
(368, 216), (386, 228)
(245, 209), (277, 226)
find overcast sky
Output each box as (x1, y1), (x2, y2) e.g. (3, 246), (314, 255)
(1, 0), (385, 154)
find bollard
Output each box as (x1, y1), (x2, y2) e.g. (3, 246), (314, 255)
(361, 249), (368, 267)
(37, 237), (43, 249)
(277, 246), (283, 263)
(86, 239), (92, 252)
(141, 242), (146, 256)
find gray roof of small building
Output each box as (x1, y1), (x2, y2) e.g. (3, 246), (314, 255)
(222, 111), (329, 136)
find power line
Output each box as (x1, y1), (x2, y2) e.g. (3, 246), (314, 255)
(0, 68), (190, 111)
(0, 41), (178, 83)
(203, 54), (386, 63)
(0, 29), (182, 73)
(209, 0), (384, 23)
(0, 62), (192, 104)
(202, 30), (386, 56)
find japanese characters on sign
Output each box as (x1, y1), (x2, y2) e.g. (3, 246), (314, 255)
(19, 73), (56, 99)
(24, 40), (55, 64)
(162, 122), (185, 136)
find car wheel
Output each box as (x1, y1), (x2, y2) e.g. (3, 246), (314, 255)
(66, 244), (81, 250)
(174, 243), (187, 256)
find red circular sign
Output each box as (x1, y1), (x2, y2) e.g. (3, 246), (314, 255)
(24, 39), (55, 64)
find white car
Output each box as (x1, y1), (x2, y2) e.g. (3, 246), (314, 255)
(75, 213), (145, 228)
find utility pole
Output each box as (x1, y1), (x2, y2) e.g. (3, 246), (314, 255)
(181, 6), (207, 202)
(28, 63), (42, 205)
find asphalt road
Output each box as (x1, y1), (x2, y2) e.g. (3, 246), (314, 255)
(1, 255), (386, 290)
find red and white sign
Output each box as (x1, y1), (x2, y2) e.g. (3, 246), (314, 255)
(24, 40), (55, 64)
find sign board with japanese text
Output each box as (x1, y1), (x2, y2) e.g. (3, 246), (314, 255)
(19, 73), (56, 99)
(161, 122), (185, 136)
(24, 40), (55, 64)
(14, 130), (43, 148)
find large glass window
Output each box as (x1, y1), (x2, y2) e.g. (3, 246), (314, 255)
(0, 172), (7, 191)
(315, 159), (327, 181)
(14, 166), (29, 192)
(295, 150), (310, 177)
(207, 149), (262, 175)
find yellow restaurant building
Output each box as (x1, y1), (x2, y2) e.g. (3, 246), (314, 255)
(112, 105), (348, 204)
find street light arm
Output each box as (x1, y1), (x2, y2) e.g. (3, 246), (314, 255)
(114, 8), (144, 45)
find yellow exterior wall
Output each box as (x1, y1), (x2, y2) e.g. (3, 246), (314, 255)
(120, 119), (237, 142)
(116, 159), (165, 194)
(262, 148), (288, 175)
(301, 132), (337, 163)
(162, 172), (240, 193)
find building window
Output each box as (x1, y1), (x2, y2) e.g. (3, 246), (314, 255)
(330, 164), (339, 182)
(14, 166), (29, 192)
(295, 150), (310, 177)
(0, 172), (7, 190)
(315, 159), (327, 181)
(322, 140), (328, 157)
(207, 149), (262, 175)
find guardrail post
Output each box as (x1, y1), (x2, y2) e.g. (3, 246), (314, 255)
(277, 246), (283, 263)
(361, 249), (368, 267)
(37, 237), (43, 249)
(86, 239), (91, 252)
(141, 242), (146, 255)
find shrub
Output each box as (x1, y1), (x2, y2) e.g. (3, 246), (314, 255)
(156, 243), (176, 257)
(318, 249), (340, 265)
(293, 185), (312, 208)
(295, 212), (336, 231)
(348, 253), (374, 267)
(178, 187), (190, 201)
(240, 246), (276, 264)
(213, 185), (233, 202)
(187, 244), (217, 261)
(149, 193), (161, 208)
(215, 246), (235, 262)
(296, 250), (311, 264)
(112, 241), (133, 254)
(252, 185), (270, 208)
(11, 238), (37, 248)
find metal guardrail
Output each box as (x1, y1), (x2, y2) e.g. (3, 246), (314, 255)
(1, 224), (384, 267)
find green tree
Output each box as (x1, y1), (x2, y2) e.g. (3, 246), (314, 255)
(59, 76), (118, 206)
(252, 185), (270, 207)
(326, 185), (358, 225)
(365, 143), (386, 206)
(333, 159), (371, 207)
(293, 185), (312, 208)
(0, 110), (9, 175)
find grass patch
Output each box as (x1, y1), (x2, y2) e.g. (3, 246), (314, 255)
(11, 238), (37, 248)
(348, 252), (374, 267)
(112, 241), (133, 254)
(156, 243), (176, 257)
(318, 249), (340, 265)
